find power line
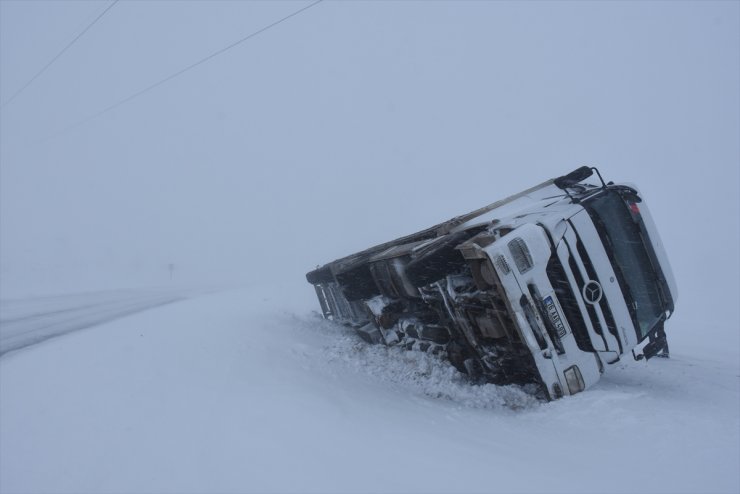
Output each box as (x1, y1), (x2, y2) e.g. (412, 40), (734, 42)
(1, 0), (120, 110)
(51, 0), (324, 140)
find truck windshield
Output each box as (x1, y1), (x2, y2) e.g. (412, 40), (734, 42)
(583, 191), (664, 340)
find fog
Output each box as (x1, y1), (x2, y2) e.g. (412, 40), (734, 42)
(1, 1), (738, 333)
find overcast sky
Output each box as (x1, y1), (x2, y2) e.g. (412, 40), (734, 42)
(1, 1), (738, 329)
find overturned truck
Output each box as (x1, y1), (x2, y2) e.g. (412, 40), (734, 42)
(306, 167), (677, 399)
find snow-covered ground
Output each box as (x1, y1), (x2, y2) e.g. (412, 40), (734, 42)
(1, 284), (737, 494)
(0, 288), (195, 356)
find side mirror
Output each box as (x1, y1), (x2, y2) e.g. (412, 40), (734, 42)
(641, 337), (667, 360)
(633, 325), (670, 361)
(554, 166), (594, 189)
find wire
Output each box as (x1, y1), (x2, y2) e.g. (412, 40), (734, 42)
(50, 0), (324, 139)
(1, 0), (120, 110)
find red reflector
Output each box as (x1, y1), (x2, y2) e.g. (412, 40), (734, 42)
(629, 203), (640, 215)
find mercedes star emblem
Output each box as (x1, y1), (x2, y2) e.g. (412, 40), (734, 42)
(582, 280), (603, 304)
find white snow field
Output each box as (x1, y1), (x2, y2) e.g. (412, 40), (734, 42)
(1, 283), (738, 494)
(0, 289), (193, 356)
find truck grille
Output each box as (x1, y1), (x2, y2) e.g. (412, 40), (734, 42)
(573, 232), (622, 353)
(567, 252), (607, 350)
(546, 256), (594, 352)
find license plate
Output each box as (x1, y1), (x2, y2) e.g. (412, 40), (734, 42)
(543, 296), (567, 339)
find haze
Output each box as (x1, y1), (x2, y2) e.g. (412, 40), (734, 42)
(1, 0), (738, 338)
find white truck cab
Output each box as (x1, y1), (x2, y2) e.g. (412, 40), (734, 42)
(307, 167), (677, 399)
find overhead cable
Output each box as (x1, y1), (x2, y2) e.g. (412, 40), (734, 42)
(1, 0), (120, 109)
(50, 0), (324, 139)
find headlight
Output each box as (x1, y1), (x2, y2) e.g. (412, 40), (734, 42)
(508, 237), (533, 274)
(563, 365), (585, 394)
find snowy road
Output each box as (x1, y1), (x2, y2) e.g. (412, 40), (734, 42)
(0, 290), (190, 356)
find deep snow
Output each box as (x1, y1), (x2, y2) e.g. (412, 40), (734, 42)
(1, 284), (737, 494)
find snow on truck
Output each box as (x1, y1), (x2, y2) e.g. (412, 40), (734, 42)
(306, 167), (677, 399)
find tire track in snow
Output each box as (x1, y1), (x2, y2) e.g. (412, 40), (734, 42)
(0, 292), (190, 356)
